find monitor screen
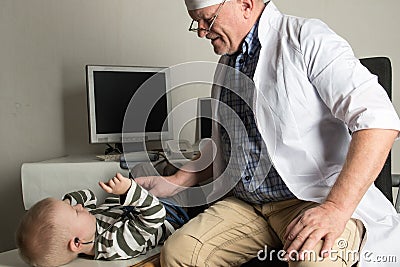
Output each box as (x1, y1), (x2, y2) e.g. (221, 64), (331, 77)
(86, 65), (172, 144)
(197, 97), (212, 140)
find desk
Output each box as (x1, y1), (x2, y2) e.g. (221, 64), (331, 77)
(21, 155), (131, 209)
(0, 248), (160, 267)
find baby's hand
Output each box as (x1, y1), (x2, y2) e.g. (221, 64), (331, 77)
(99, 173), (132, 195)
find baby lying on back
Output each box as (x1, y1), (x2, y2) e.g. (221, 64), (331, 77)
(16, 173), (187, 267)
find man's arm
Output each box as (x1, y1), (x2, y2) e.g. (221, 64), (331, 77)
(283, 128), (398, 259)
(135, 143), (214, 197)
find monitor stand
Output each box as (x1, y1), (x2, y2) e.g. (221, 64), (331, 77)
(104, 143), (123, 155)
(105, 142), (147, 155)
(105, 141), (165, 155)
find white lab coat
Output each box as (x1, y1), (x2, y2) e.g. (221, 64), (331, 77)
(210, 2), (400, 266)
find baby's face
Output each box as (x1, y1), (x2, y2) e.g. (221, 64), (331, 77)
(53, 200), (97, 242)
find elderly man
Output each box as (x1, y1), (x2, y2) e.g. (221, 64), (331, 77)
(136, 0), (400, 266)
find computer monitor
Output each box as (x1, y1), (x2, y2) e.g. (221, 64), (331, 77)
(197, 97), (212, 140)
(86, 65), (172, 144)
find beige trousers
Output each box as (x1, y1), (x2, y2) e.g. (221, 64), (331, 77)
(161, 197), (364, 267)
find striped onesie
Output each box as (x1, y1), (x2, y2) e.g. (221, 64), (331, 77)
(63, 181), (175, 260)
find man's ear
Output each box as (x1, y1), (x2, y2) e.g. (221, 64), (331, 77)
(68, 237), (81, 252)
(241, 0), (254, 19)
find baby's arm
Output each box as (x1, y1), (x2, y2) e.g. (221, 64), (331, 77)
(96, 173), (167, 260)
(100, 173), (166, 229)
(124, 179), (166, 230)
(63, 189), (97, 210)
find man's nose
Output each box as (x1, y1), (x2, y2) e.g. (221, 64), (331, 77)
(197, 20), (209, 38)
(197, 29), (208, 38)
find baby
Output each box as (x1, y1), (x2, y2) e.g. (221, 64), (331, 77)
(16, 173), (187, 267)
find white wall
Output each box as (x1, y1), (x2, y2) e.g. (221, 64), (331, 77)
(0, 0), (399, 252)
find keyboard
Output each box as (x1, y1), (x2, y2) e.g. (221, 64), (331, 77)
(121, 151), (159, 162)
(96, 154), (121, 162)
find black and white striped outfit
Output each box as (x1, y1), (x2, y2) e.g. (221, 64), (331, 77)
(63, 182), (175, 260)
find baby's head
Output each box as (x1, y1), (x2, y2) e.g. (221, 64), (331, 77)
(16, 198), (94, 267)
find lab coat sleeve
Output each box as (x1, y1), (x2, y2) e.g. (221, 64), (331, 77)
(299, 19), (400, 133)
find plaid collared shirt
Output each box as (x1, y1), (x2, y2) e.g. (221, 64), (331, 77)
(218, 21), (295, 204)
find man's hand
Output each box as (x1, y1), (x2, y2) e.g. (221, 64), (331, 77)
(282, 129), (398, 261)
(283, 201), (349, 261)
(134, 175), (183, 198)
(99, 172), (132, 195)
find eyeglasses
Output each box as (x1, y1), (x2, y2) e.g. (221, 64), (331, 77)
(188, 0), (227, 34)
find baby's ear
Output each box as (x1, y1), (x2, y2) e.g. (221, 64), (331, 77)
(68, 237), (81, 252)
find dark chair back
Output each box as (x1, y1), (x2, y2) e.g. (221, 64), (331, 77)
(359, 57), (393, 203)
